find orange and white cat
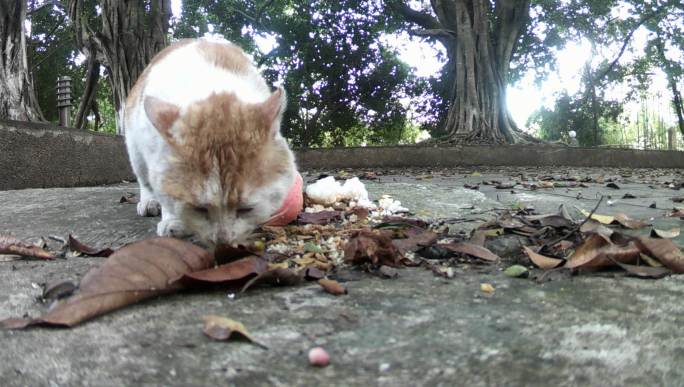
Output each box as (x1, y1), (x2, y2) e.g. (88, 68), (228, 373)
(123, 38), (297, 245)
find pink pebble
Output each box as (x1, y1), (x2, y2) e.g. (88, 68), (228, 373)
(308, 347), (330, 367)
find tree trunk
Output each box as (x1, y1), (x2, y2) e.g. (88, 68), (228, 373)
(0, 0), (44, 121)
(67, 0), (171, 134)
(393, 0), (531, 144)
(671, 83), (684, 138)
(654, 39), (684, 138)
(73, 42), (101, 129)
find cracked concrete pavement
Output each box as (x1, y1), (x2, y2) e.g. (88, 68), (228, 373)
(2, 166), (684, 386)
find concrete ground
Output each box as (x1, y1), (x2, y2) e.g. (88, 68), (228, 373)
(2, 166), (684, 386)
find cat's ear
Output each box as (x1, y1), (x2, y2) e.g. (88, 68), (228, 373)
(144, 96), (180, 140)
(261, 87), (286, 137)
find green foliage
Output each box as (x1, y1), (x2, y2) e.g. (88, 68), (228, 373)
(175, 0), (421, 147)
(529, 90), (622, 146)
(21, 0), (684, 148)
(28, 4), (83, 124)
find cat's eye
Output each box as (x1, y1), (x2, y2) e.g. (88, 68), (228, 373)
(237, 207), (253, 216)
(193, 205), (210, 215)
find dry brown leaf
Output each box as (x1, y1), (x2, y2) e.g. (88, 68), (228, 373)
(613, 213), (651, 229)
(392, 229), (438, 253)
(202, 315), (267, 349)
(469, 228), (503, 246)
(1, 237), (214, 329)
(522, 246), (564, 269)
(667, 208), (684, 217)
(650, 227), (681, 239)
(469, 230), (487, 247)
(119, 195), (138, 204)
(68, 234), (114, 257)
(635, 237), (684, 273)
(297, 211), (341, 225)
(318, 279), (347, 295)
(579, 219), (614, 238)
(613, 261), (671, 279)
(565, 234), (640, 270)
(379, 216), (429, 228)
(440, 242), (499, 262)
(535, 215), (574, 229)
(578, 209), (615, 225)
(240, 268), (304, 292)
(180, 256), (268, 286)
(344, 230), (404, 268)
(0, 235), (55, 260)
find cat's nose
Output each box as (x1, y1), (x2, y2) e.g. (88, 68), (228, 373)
(215, 229), (238, 245)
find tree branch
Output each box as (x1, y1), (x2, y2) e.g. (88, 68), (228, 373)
(388, 0), (442, 30)
(27, 0), (63, 15)
(413, 28), (455, 39)
(593, 10), (662, 83)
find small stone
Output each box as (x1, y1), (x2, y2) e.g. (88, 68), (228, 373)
(379, 362), (391, 372)
(503, 265), (529, 278)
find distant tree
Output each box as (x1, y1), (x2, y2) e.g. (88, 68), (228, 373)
(64, 0), (172, 133)
(0, 0), (44, 121)
(530, 91), (622, 146)
(389, 0), (534, 144)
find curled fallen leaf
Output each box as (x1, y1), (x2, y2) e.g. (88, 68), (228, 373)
(635, 237), (684, 274)
(650, 227), (681, 239)
(180, 256), (268, 287)
(440, 242), (499, 262)
(344, 230), (404, 268)
(42, 280), (77, 302)
(612, 261), (671, 279)
(318, 278), (347, 295)
(667, 208), (684, 217)
(522, 246), (564, 270)
(0, 235), (55, 260)
(297, 211), (341, 225)
(579, 219), (614, 238)
(202, 315), (267, 349)
(68, 234), (114, 257)
(565, 234), (640, 270)
(613, 213), (651, 229)
(392, 229), (438, 253)
(1, 237), (214, 329)
(119, 194), (138, 204)
(578, 209), (650, 229)
(578, 209), (615, 225)
(240, 268), (304, 292)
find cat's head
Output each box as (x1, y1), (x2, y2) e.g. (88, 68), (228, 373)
(144, 88), (295, 245)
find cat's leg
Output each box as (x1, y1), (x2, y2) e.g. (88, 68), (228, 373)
(137, 183), (162, 217)
(156, 204), (192, 238)
(127, 141), (161, 217)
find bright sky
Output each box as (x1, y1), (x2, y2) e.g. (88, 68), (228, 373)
(169, 0), (675, 130)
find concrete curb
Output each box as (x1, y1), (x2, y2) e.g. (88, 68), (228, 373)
(2, 121), (682, 190)
(295, 144), (684, 170)
(0, 120), (134, 190)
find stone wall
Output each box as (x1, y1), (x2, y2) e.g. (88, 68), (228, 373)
(1, 120), (682, 190)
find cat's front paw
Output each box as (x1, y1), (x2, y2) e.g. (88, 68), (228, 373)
(137, 198), (161, 217)
(157, 219), (192, 239)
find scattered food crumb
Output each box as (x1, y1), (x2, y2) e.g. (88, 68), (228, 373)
(480, 283), (495, 294)
(308, 347), (330, 367)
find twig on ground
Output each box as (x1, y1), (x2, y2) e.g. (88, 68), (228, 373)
(541, 196), (604, 251)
